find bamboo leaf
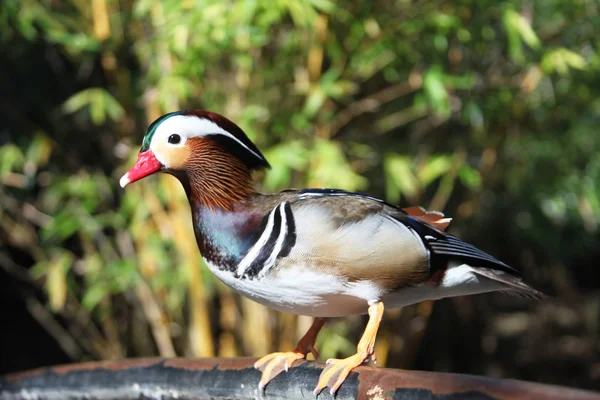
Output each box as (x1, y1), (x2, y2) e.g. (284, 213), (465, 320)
(46, 251), (73, 311)
(542, 48), (587, 75)
(459, 164), (482, 189)
(63, 88), (124, 125)
(423, 66), (450, 117)
(384, 153), (419, 203)
(417, 155), (454, 187)
(309, 139), (367, 190)
(503, 9), (540, 63)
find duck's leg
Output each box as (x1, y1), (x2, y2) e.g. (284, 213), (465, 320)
(255, 317), (327, 391)
(314, 301), (384, 396)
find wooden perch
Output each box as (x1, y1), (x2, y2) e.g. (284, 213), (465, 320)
(1, 358), (598, 400)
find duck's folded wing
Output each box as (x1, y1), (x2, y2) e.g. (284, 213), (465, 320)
(248, 189), (543, 298)
(242, 190), (432, 290)
(292, 189), (516, 273)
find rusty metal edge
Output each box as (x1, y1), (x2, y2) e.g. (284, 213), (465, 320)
(0, 358), (598, 400)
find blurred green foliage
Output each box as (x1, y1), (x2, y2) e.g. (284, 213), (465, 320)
(1, 0), (599, 389)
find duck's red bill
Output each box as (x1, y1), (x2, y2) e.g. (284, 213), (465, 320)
(120, 150), (162, 188)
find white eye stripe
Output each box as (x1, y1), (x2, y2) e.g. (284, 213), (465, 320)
(152, 115), (263, 160)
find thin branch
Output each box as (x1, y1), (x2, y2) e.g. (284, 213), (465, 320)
(24, 295), (84, 360)
(134, 280), (177, 357)
(117, 229), (177, 357)
(0, 253), (35, 285)
(375, 105), (429, 135)
(331, 77), (422, 138)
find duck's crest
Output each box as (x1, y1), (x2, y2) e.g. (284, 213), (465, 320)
(141, 111), (182, 152)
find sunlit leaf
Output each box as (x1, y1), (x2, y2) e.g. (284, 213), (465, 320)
(384, 153), (419, 203)
(542, 48), (587, 76)
(308, 0), (335, 12)
(133, 0), (154, 17)
(0, 144), (24, 174)
(42, 210), (80, 242)
(63, 88), (124, 125)
(62, 90), (92, 114)
(82, 284), (108, 311)
(303, 87), (327, 117)
(417, 155), (454, 187)
(427, 12), (460, 30)
(459, 164), (482, 189)
(308, 139), (367, 190)
(423, 66), (450, 117)
(262, 141), (310, 190)
(24, 134), (53, 171)
(503, 9), (540, 63)
(46, 250), (73, 311)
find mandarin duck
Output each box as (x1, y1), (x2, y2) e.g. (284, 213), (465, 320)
(120, 110), (544, 395)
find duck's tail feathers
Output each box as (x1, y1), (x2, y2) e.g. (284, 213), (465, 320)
(472, 267), (547, 300)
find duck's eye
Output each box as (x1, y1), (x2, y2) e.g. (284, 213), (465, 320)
(168, 134), (181, 144)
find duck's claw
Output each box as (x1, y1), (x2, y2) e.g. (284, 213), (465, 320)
(254, 318), (327, 392)
(254, 351), (305, 391)
(313, 302), (384, 396)
(313, 353), (367, 396)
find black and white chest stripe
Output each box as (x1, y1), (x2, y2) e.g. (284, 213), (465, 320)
(236, 202), (296, 279)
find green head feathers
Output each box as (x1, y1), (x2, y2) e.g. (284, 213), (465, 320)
(140, 111), (182, 152)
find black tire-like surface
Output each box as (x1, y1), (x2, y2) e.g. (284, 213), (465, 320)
(1, 358), (599, 400)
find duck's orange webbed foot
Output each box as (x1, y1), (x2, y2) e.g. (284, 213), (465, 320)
(255, 351), (310, 391)
(313, 352), (368, 396)
(255, 317), (326, 391)
(314, 302), (384, 396)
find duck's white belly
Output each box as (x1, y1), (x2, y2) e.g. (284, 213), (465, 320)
(206, 261), (508, 317)
(206, 261), (383, 317)
(382, 264), (508, 308)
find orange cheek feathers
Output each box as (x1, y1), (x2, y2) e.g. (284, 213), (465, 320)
(152, 141), (192, 170)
